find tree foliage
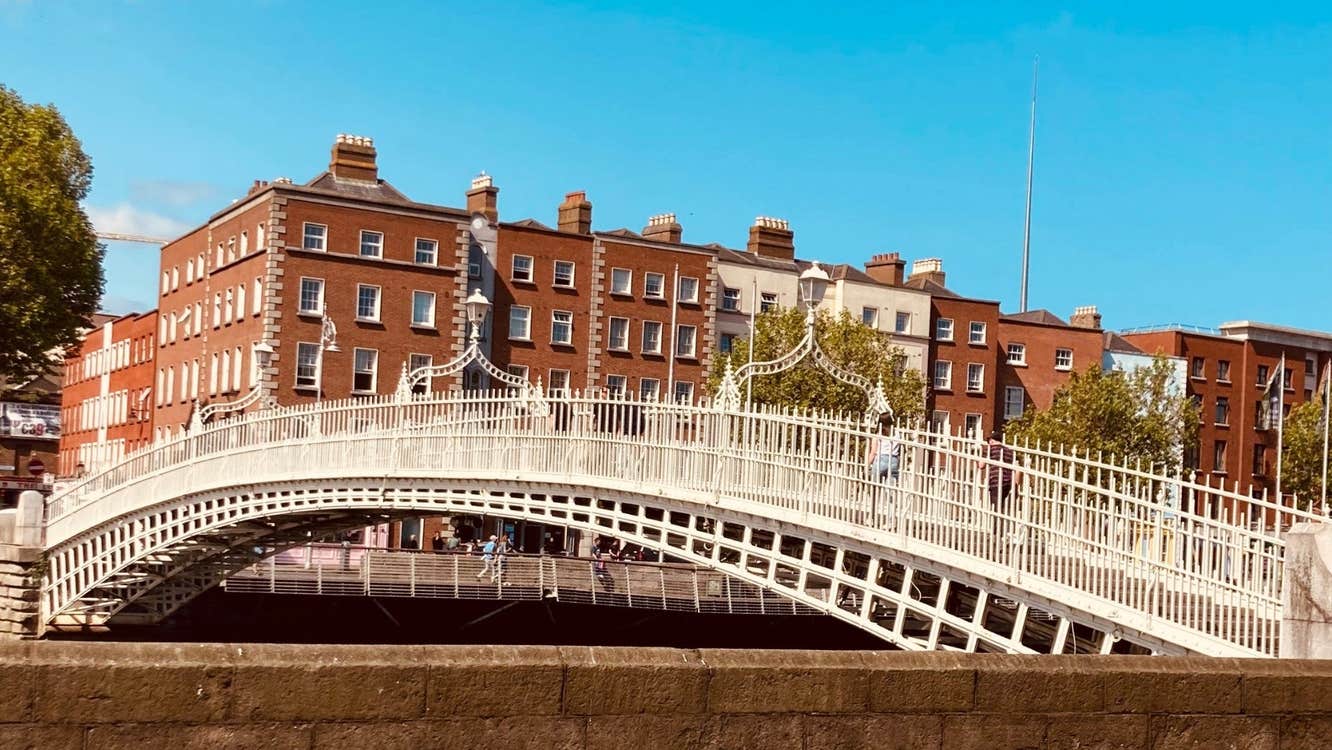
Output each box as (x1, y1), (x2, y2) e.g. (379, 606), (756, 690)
(1004, 356), (1199, 476)
(0, 85), (103, 387)
(1281, 399), (1331, 509)
(706, 306), (926, 420)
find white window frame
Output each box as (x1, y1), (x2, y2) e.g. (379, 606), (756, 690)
(678, 276), (699, 303)
(359, 229), (384, 258)
(937, 318), (954, 342)
(641, 321), (663, 354)
(610, 268), (632, 296)
(964, 413), (983, 439)
(548, 369), (571, 395)
(894, 311), (910, 334)
(252, 278), (262, 316)
(760, 292), (778, 313)
(604, 374), (627, 395)
(509, 306), (532, 341)
(512, 254), (534, 283)
(673, 381), (695, 404)
(968, 321), (986, 345)
(553, 260), (576, 288)
(722, 287), (742, 312)
(302, 222), (327, 252)
(966, 363), (984, 393)
(607, 317), (630, 351)
(644, 272), (665, 299)
(414, 237), (438, 266)
(639, 378), (661, 400)
(356, 284), (382, 322)
(408, 353), (433, 394)
(411, 290), (437, 328)
(933, 360), (953, 391)
(1055, 348), (1073, 371)
(551, 310), (574, 345)
(352, 348), (378, 393)
(507, 364), (529, 381)
(1007, 342), (1026, 366)
(236, 284), (246, 323)
(298, 279), (323, 318)
(675, 324), (697, 358)
(861, 307), (878, 328)
(1004, 386), (1025, 420)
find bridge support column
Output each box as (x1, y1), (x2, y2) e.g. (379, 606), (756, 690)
(0, 491), (44, 639)
(1280, 521), (1332, 658)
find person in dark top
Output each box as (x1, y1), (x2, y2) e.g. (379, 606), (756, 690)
(986, 429), (1017, 506)
(430, 531), (445, 552)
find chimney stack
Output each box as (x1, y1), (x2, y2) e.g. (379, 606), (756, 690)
(864, 252), (906, 286)
(1070, 305), (1102, 330)
(557, 191), (592, 234)
(329, 134), (378, 182)
(906, 258), (946, 287)
(248, 179), (270, 196)
(466, 172), (499, 222)
(642, 213), (682, 243)
(747, 216), (795, 260)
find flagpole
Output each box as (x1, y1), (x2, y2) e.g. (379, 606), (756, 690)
(1321, 361), (1330, 513)
(746, 278), (756, 409)
(1276, 353), (1286, 503)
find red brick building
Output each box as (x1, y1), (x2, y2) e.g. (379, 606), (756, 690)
(57, 311), (157, 475)
(995, 306), (1105, 425)
(1121, 322), (1332, 499)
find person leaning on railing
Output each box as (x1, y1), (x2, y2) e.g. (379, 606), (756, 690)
(866, 413), (901, 484)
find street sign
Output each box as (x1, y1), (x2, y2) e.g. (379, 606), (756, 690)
(27, 458), (45, 476)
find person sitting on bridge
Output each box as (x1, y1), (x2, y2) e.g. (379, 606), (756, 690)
(866, 413), (901, 484)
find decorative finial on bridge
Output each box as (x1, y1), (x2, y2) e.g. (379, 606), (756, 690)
(394, 362), (413, 404)
(715, 360), (742, 412)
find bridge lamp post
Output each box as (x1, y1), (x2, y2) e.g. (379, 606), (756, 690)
(252, 340), (274, 402)
(798, 263), (831, 331)
(316, 306), (340, 405)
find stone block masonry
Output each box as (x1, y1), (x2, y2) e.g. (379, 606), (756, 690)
(0, 644), (1330, 749)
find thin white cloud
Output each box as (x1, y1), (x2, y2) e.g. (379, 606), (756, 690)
(98, 294), (153, 316)
(86, 203), (192, 240)
(130, 180), (219, 207)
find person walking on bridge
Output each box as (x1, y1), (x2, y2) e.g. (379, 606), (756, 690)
(476, 534), (498, 580)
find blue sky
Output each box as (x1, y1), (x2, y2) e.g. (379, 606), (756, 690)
(3, 2), (1329, 331)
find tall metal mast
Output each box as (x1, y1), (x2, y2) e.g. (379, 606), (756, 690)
(1019, 57), (1039, 312)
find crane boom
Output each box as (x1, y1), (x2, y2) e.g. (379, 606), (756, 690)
(96, 232), (169, 245)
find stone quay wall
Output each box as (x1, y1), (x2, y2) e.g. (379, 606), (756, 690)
(0, 644), (1331, 749)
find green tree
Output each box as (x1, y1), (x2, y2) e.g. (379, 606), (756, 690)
(706, 307), (926, 420)
(0, 85), (103, 387)
(1004, 356), (1199, 476)
(1281, 399), (1332, 509)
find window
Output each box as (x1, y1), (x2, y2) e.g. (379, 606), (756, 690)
(1004, 387), (1025, 420)
(553, 260), (575, 287)
(224, 288), (234, 323)
(636, 378), (660, 400)
(408, 354), (432, 395)
(930, 411), (950, 433)
(1252, 444), (1266, 476)
(236, 284), (246, 322)
(723, 288), (741, 312)
(644, 272), (665, 299)
(232, 346), (242, 391)
(220, 349), (231, 393)
(193, 302), (202, 336)
(964, 413), (983, 439)
(186, 259), (195, 284)
(611, 268), (632, 295)
(415, 238), (437, 265)
(356, 284), (381, 322)
(509, 306), (531, 340)
(1254, 400), (1264, 430)
(359, 230), (383, 258)
(193, 359), (202, 397)
(861, 307), (878, 327)
(548, 369), (570, 395)
(240, 231), (248, 256)
(605, 375), (627, 395)
(468, 245), (483, 278)
(213, 293), (222, 329)
(968, 321), (986, 344)
(678, 276), (699, 303)
(302, 223), (326, 251)
(1184, 440), (1200, 471)
(227, 238), (236, 263)
(1217, 360), (1231, 383)
(411, 291), (436, 327)
(1191, 357), (1205, 379)
(216, 243), (224, 267)
(507, 364), (529, 381)
(1284, 367), (1294, 391)
(161, 271), (169, 295)
(674, 381), (695, 404)
(1054, 348), (1073, 370)
(1213, 440), (1228, 473)
(296, 343), (319, 387)
(1256, 364), (1270, 386)
(936, 318), (955, 342)
(933, 361), (952, 390)
(1215, 396), (1230, 426)
(257, 223), (265, 250)
(675, 325), (697, 358)
(252, 278), (262, 315)
(512, 255), (534, 282)
(1006, 343), (1026, 365)
(353, 348), (378, 392)
(168, 311), (177, 343)
(642, 321), (662, 354)
(298, 282), (323, 317)
(719, 333), (736, 353)
(551, 310), (573, 345)
(171, 266), (179, 290)
(894, 312), (910, 334)
(760, 292), (778, 313)
(966, 363), (984, 393)
(607, 317), (629, 351)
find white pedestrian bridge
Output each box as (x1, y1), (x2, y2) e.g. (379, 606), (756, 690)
(41, 389), (1323, 656)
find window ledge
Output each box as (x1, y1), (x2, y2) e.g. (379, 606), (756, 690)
(509, 336), (532, 343)
(675, 355), (698, 362)
(511, 278), (536, 286)
(607, 346), (630, 353)
(966, 389), (985, 395)
(293, 385), (319, 393)
(553, 283), (576, 290)
(297, 311), (323, 319)
(935, 387), (953, 393)
(354, 317), (382, 324)
(610, 290), (634, 298)
(1191, 376), (1207, 382)
(968, 341), (987, 347)
(644, 294), (666, 301)
(351, 390), (377, 397)
(1217, 379), (1231, 385)
(1055, 366), (1072, 372)
(1008, 362), (1027, 368)
(551, 341), (575, 348)
(410, 323), (438, 331)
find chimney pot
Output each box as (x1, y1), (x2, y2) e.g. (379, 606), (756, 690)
(466, 171), (499, 222)
(906, 258), (946, 287)
(1070, 305), (1103, 330)
(329, 133), (378, 182)
(558, 191), (593, 234)
(864, 251), (906, 286)
(747, 216), (795, 259)
(642, 212), (682, 243)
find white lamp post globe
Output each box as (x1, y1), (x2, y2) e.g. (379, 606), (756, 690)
(799, 262), (830, 311)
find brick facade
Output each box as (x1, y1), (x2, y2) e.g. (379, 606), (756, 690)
(57, 312), (156, 474)
(995, 311), (1105, 425)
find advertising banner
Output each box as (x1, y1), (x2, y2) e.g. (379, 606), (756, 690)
(0, 402), (61, 441)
